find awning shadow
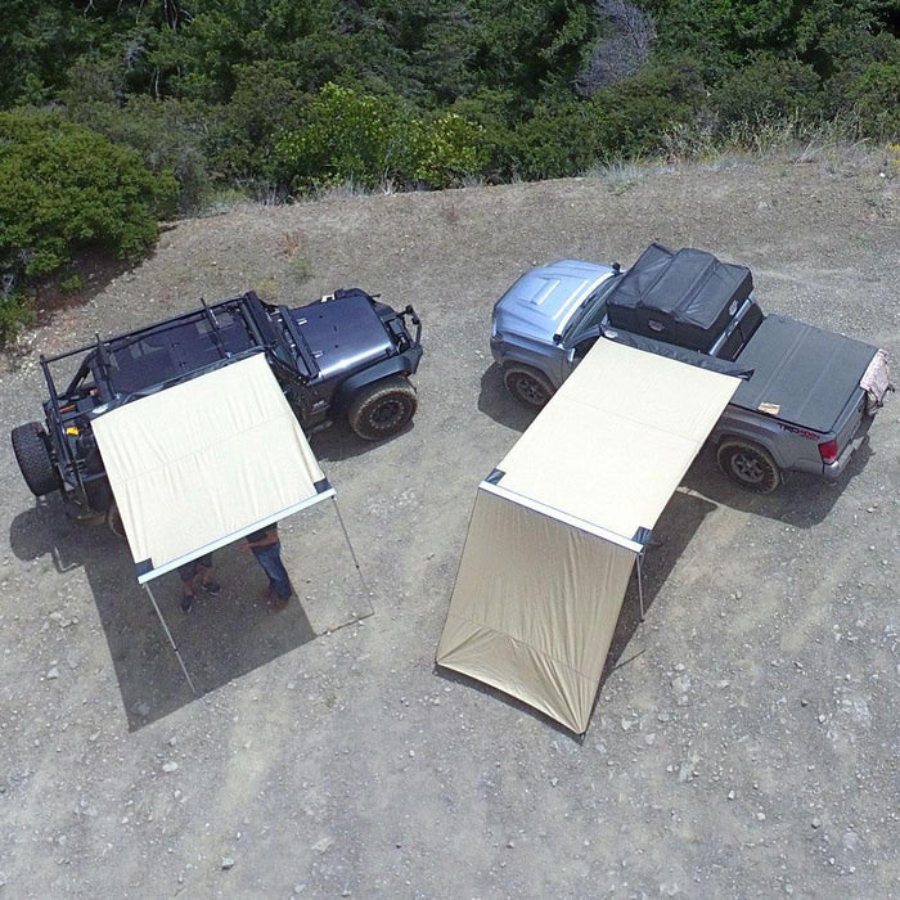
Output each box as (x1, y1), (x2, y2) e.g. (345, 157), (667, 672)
(601, 489), (718, 688)
(8, 498), (365, 732)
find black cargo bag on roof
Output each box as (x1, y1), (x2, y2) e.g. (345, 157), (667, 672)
(606, 243), (754, 352)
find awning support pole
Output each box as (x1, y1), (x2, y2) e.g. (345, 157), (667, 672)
(331, 497), (370, 596)
(636, 552), (646, 622)
(143, 583), (197, 695)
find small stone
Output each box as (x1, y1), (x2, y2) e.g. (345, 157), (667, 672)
(221, 857), (235, 870)
(312, 836), (333, 854)
(162, 762), (179, 773)
(756, 812), (766, 821)
(811, 818), (821, 829)
(47, 667), (60, 680)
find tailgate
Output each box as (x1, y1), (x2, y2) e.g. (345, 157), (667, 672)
(732, 315), (878, 432)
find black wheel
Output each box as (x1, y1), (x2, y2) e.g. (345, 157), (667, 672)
(347, 376), (417, 441)
(717, 440), (782, 493)
(11, 422), (60, 497)
(504, 365), (555, 408)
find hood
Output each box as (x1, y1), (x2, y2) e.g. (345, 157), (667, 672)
(291, 291), (393, 381)
(492, 260), (616, 342)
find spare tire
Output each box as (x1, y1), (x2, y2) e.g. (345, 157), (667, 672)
(11, 422), (60, 497)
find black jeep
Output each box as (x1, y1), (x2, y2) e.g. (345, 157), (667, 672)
(12, 288), (422, 522)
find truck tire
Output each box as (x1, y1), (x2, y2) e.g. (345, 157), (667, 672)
(717, 440), (782, 493)
(504, 365), (555, 408)
(347, 376), (417, 441)
(11, 422), (60, 497)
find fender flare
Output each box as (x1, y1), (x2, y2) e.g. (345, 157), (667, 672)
(333, 354), (418, 410)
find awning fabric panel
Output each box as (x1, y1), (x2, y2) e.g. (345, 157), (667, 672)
(436, 488), (636, 734)
(92, 353), (328, 583)
(495, 339), (741, 540)
(437, 339), (741, 733)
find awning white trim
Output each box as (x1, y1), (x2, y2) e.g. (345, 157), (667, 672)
(479, 480), (644, 554)
(134, 487), (335, 584)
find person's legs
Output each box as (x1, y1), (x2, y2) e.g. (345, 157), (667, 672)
(177, 560), (199, 612)
(196, 554), (220, 594)
(251, 542), (292, 599)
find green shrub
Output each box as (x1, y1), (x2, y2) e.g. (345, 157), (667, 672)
(846, 62), (900, 139)
(711, 55), (823, 128)
(502, 103), (603, 180)
(273, 83), (486, 192)
(0, 290), (33, 343)
(0, 110), (173, 287)
(404, 113), (488, 188)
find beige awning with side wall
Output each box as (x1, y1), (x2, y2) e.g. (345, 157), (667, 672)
(437, 339), (740, 734)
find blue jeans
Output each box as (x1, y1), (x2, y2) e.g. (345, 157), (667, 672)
(251, 542), (292, 599)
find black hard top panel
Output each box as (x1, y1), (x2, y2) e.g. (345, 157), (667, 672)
(733, 315), (876, 432)
(608, 243), (753, 328)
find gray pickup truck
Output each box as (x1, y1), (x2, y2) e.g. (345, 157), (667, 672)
(490, 243), (892, 492)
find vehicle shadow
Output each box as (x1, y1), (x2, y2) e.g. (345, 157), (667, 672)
(681, 440), (872, 528)
(476, 364), (537, 434)
(8, 497), (356, 732)
(309, 418), (417, 463)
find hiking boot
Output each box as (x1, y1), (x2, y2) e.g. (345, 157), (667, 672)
(181, 593), (195, 613)
(270, 593), (290, 612)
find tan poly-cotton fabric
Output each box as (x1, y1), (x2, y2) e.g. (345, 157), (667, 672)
(437, 488), (637, 733)
(92, 353), (328, 583)
(437, 339), (741, 733)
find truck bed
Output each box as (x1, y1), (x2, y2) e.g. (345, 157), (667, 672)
(732, 314), (876, 432)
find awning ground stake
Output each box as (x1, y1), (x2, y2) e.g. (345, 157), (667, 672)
(144, 583), (197, 695)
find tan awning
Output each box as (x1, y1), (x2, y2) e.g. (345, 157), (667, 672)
(437, 339), (740, 733)
(92, 353), (332, 584)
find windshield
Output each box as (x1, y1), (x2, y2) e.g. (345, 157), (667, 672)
(563, 275), (620, 344)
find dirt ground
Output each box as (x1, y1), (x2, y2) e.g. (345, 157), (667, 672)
(1, 152), (898, 899)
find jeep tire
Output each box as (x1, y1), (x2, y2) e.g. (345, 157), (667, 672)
(347, 376), (417, 441)
(11, 422), (60, 497)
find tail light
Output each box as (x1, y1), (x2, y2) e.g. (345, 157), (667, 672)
(818, 439), (838, 464)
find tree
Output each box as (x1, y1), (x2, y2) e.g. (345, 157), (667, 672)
(0, 111), (174, 283)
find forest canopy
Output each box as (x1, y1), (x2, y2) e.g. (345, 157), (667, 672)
(1, 0), (898, 334)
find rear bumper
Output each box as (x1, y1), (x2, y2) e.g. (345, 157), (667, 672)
(821, 415), (873, 481)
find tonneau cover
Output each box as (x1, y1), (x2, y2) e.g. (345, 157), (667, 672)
(733, 315), (876, 432)
(607, 243), (753, 351)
